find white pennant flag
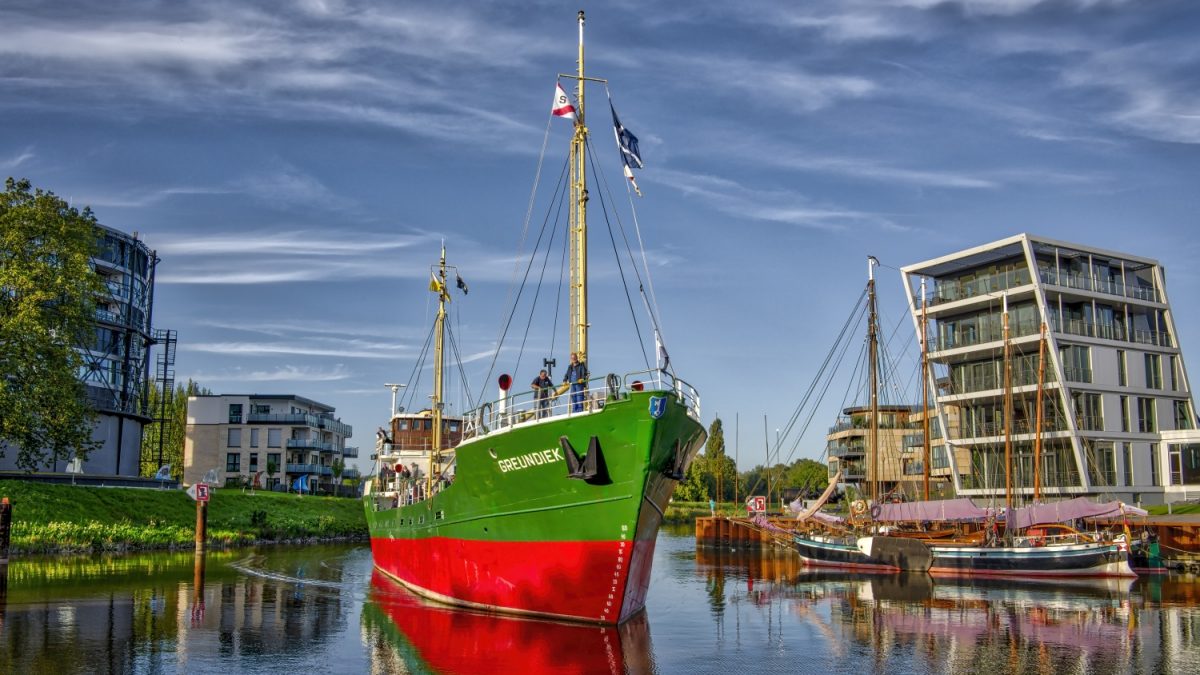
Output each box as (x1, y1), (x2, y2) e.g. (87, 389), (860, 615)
(552, 82), (576, 119)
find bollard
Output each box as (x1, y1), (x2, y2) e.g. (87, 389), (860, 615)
(195, 500), (208, 555)
(0, 497), (11, 563)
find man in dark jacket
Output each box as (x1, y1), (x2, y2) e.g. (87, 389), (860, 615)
(531, 369), (554, 417)
(564, 352), (588, 413)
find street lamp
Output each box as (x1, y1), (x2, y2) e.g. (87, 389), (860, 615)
(384, 383), (407, 417)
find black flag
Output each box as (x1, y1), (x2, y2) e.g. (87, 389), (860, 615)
(456, 274), (469, 295)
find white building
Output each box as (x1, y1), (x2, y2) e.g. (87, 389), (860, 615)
(902, 234), (1200, 506)
(183, 394), (356, 493)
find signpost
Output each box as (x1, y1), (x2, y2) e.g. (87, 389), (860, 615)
(746, 495), (766, 514)
(188, 483), (210, 553)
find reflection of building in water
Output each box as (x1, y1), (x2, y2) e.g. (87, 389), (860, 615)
(800, 575), (1200, 674)
(0, 552), (348, 673)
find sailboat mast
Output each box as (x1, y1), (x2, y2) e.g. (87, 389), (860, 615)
(921, 277), (931, 501)
(1002, 294), (1013, 514)
(1033, 322), (1047, 501)
(868, 256), (879, 505)
(569, 10), (590, 363)
(430, 245), (449, 497)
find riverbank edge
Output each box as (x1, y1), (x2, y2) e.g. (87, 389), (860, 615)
(0, 480), (369, 558)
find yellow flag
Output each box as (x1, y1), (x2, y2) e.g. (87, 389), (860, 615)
(429, 273), (443, 293)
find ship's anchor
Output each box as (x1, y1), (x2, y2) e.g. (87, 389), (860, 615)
(561, 435), (605, 483)
(663, 439), (687, 480)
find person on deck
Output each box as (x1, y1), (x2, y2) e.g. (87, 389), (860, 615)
(564, 352), (588, 413)
(532, 369), (554, 417)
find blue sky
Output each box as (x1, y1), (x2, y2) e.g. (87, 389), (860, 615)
(3, 0), (1199, 472)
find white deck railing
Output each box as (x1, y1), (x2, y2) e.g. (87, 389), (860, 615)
(460, 369), (701, 441)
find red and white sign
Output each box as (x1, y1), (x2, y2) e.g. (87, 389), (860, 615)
(187, 483), (211, 502)
(746, 495), (766, 513)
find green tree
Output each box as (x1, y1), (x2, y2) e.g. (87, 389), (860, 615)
(266, 458), (279, 491)
(780, 458), (830, 497)
(0, 178), (105, 471)
(140, 379), (209, 481)
(331, 457), (345, 497)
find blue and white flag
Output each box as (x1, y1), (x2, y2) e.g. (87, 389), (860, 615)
(292, 474), (309, 493)
(610, 102), (643, 196)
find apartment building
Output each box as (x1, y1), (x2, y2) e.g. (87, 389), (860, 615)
(902, 234), (1200, 505)
(183, 394), (356, 493)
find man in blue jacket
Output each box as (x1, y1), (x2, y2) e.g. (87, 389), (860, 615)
(564, 352), (588, 413)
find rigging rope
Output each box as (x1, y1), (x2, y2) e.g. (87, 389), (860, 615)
(585, 136), (651, 370)
(479, 157), (571, 396)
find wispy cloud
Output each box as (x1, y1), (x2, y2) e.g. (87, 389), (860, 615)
(187, 364), (352, 382)
(182, 340), (413, 359)
(652, 168), (888, 231)
(0, 146), (34, 170)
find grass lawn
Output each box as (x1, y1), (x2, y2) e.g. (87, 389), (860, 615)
(0, 480), (367, 555)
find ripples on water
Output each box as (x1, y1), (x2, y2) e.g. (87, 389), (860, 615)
(1, 531), (1199, 674)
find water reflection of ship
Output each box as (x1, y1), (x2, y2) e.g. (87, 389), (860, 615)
(364, 570), (653, 675)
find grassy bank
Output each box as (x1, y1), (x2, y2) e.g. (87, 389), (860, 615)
(664, 501), (752, 523)
(0, 481), (367, 555)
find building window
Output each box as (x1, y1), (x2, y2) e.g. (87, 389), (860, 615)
(227, 428), (241, 447)
(1089, 442), (1116, 487)
(268, 453), (281, 471)
(249, 453), (259, 471)
(1120, 396), (1130, 432)
(1175, 400), (1194, 430)
(253, 404), (271, 415)
(1072, 392), (1103, 431)
(250, 428), (260, 447)
(1145, 354), (1163, 389)
(229, 404), (243, 424)
(1169, 355), (1178, 391)
(1138, 397), (1157, 433)
(1122, 442), (1134, 486)
(1117, 350), (1127, 387)
(1151, 443), (1160, 486)
(268, 428), (282, 448)
(1168, 444), (1200, 485)
(226, 453), (240, 473)
(1060, 345), (1092, 383)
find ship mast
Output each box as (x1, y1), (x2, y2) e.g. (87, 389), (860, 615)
(430, 244), (449, 498)
(1033, 322), (1047, 502)
(921, 277), (931, 501)
(569, 10), (590, 364)
(868, 256), (880, 505)
(1002, 293), (1013, 515)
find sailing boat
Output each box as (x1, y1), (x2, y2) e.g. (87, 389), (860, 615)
(362, 12), (707, 625)
(909, 300), (1135, 577)
(788, 257), (931, 572)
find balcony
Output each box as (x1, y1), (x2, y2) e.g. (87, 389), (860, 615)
(286, 463), (321, 474)
(828, 443), (865, 458)
(1039, 270), (1161, 303)
(342, 468), (361, 479)
(341, 446), (359, 458)
(286, 439), (334, 452)
(245, 412), (353, 438)
(1052, 318), (1173, 348)
(935, 319), (1040, 352)
(931, 268), (1032, 306)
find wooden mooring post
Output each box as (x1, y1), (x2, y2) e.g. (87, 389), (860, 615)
(195, 499), (208, 555)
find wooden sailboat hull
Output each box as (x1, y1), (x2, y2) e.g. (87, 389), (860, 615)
(928, 541), (1134, 577)
(791, 534), (932, 572)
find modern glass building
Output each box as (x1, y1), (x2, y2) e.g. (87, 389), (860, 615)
(901, 234), (1200, 505)
(0, 224), (160, 476)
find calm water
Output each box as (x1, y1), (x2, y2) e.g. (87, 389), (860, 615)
(2, 527), (1199, 674)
